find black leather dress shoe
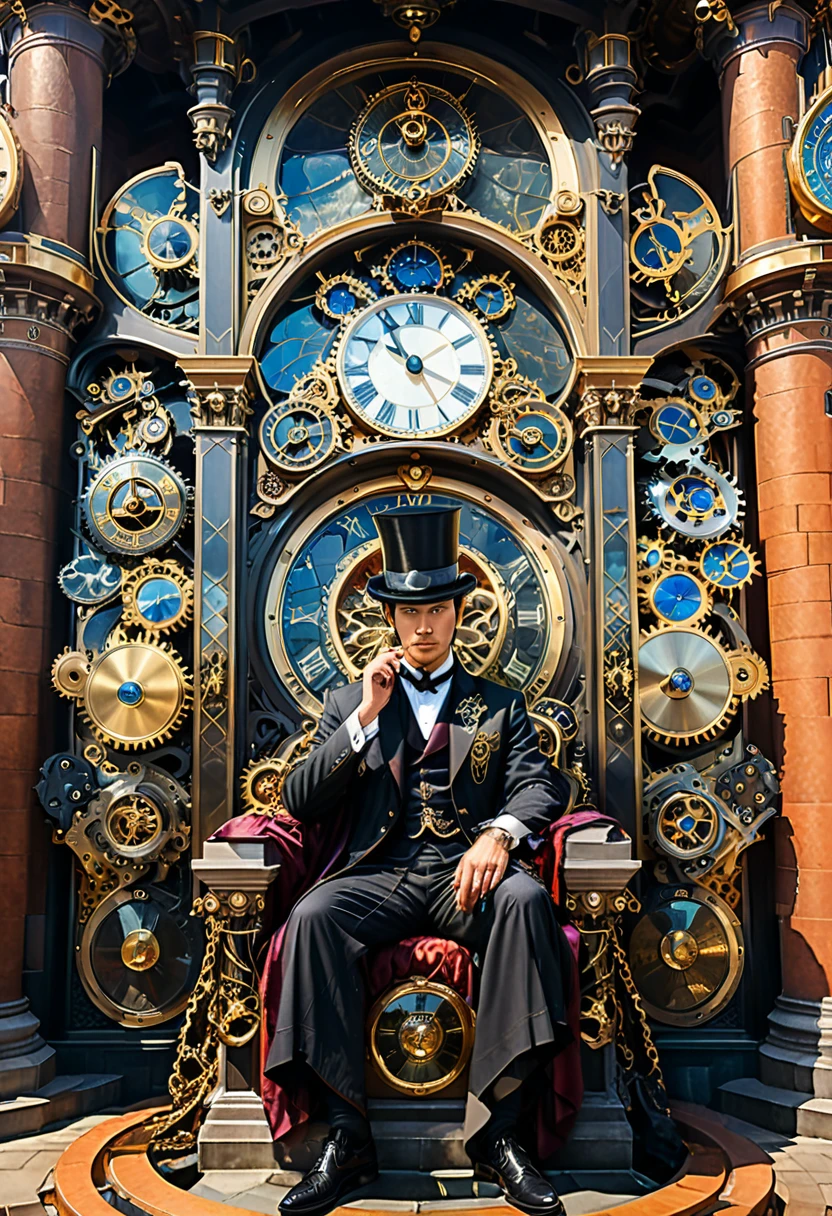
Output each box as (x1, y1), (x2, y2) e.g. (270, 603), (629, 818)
(475, 1134), (565, 1216)
(278, 1129), (378, 1216)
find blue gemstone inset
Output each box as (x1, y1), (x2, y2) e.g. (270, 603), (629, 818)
(690, 375), (717, 402)
(668, 668), (693, 694)
(388, 244), (443, 289)
(326, 286), (357, 315)
(406, 354), (424, 374)
(117, 680), (144, 706)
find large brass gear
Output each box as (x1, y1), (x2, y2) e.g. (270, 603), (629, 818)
(81, 640), (192, 751)
(638, 624), (739, 746)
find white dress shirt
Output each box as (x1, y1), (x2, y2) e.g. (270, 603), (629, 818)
(344, 654), (528, 848)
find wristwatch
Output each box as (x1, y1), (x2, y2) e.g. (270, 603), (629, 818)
(482, 826), (512, 850)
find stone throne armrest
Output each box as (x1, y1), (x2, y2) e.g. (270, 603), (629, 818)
(563, 823), (641, 898)
(192, 838), (283, 895)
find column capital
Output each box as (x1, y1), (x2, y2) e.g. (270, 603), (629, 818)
(179, 354), (258, 429)
(6, 1), (137, 79)
(576, 355), (652, 432)
(575, 30), (641, 166)
(188, 28), (255, 163)
(702, 1), (808, 80)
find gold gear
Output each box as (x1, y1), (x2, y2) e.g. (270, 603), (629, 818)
(638, 556), (713, 627)
(537, 216), (585, 264)
(82, 640), (192, 751)
(455, 271), (516, 321)
(315, 271), (376, 320)
(698, 539), (760, 591)
(378, 240), (451, 294)
(121, 559), (194, 635)
(488, 399), (573, 474)
(727, 644), (770, 701)
(52, 648), (91, 700)
(240, 756), (290, 815)
(647, 397), (707, 447)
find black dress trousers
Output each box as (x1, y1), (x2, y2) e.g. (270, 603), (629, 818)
(267, 842), (573, 1149)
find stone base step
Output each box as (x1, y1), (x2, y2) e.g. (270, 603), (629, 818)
(198, 1091), (633, 1174)
(720, 1077), (832, 1138)
(0, 1073), (122, 1141)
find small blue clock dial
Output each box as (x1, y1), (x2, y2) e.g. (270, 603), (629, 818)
(386, 243), (444, 290)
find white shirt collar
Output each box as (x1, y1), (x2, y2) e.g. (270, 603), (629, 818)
(400, 651), (454, 684)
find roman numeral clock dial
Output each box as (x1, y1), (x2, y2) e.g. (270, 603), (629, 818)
(336, 294), (492, 437)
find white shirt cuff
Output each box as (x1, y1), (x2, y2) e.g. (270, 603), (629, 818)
(345, 707), (379, 752)
(488, 814), (529, 850)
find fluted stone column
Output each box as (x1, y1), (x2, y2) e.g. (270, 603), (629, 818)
(0, 3), (120, 1097)
(706, 4), (832, 1129)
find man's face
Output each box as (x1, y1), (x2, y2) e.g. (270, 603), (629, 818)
(392, 599), (459, 671)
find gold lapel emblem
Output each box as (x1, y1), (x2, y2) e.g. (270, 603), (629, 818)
(456, 693), (488, 734)
(471, 731), (500, 784)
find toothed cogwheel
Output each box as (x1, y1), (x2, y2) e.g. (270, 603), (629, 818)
(120, 559), (193, 635)
(646, 462), (742, 540)
(726, 644), (770, 700)
(240, 756), (291, 815)
(52, 648), (91, 699)
(638, 624), (739, 746)
(455, 272), (516, 321)
(699, 539), (760, 590)
(83, 452), (191, 557)
(315, 272), (376, 320)
(81, 640), (192, 751)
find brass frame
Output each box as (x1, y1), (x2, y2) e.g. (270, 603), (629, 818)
(788, 84), (832, 233)
(263, 466), (569, 714)
(366, 977), (476, 1096)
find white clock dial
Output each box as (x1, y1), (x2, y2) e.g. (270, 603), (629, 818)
(336, 293), (492, 436)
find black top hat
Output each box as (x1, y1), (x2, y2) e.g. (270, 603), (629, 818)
(366, 507), (478, 605)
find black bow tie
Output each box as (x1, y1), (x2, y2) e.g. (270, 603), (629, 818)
(398, 665), (454, 695)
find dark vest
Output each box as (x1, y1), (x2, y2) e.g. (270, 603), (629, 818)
(381, 696), (468, 864)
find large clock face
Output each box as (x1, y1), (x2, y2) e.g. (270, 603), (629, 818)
(336, 294), (493, 437)
(262, 485), (567, 713)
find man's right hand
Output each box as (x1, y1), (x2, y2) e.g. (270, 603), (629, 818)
(358, 647), (403, 726)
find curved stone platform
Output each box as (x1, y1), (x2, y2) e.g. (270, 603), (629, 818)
(43, 1102), (774, 1216)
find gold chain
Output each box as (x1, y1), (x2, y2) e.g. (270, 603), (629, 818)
(609, 916), (665, 1087)
(148, 915), (222, 1151)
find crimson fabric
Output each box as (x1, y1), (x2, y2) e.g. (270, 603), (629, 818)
(210, 807), (615, 1158)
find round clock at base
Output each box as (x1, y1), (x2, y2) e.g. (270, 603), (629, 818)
(367, 978), (475, 1095)
(336, 293), (493, 437)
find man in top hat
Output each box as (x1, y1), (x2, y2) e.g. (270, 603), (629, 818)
(273, 507), (575, 1216)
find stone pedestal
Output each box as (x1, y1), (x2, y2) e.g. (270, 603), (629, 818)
(192, 838), (280, 1172)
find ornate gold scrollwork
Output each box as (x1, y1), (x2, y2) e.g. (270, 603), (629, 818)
(149, 888), (266, 1152)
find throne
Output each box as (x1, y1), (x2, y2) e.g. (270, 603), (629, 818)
(186, 813), (641, 1179)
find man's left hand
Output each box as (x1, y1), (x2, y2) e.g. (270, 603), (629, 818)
(453, 831), (510, 913)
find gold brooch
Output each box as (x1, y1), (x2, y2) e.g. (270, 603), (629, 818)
(471, 730), (500, 784)
(456, 693), (488, 734)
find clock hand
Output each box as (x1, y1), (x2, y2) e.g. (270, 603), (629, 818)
(423, 367), (454, 387)
(383, 326), (408, 360)
(420, 375), (440, 405)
